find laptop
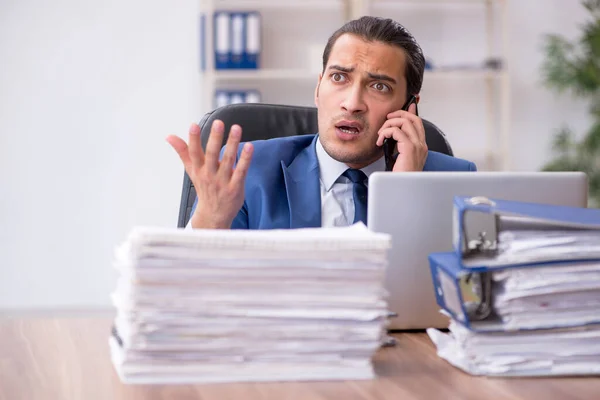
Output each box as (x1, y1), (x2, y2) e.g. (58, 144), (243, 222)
(367, 171), (588, 330)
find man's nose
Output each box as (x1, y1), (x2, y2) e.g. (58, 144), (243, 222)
(340, 85), (367, 114)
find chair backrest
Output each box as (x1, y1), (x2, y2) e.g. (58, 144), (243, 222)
(177, 103), (454, 227)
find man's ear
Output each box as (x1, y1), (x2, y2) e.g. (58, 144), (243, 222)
(415, 94), (421, 104)
(314, 73), (322, 106)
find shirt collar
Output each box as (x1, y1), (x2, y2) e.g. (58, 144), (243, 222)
(315, 136), (386, 192)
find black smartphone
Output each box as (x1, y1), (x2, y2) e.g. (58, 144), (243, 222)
(383, 95), (418, 171)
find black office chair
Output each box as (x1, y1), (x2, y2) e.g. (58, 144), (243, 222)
(177, 103), (454, 228)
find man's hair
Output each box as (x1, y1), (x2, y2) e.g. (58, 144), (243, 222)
(322, 16), (425, 99)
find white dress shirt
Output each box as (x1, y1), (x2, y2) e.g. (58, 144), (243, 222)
(186, 137), (386, 229)
(315, 138), (386, 228)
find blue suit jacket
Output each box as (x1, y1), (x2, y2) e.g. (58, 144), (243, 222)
(191, 134), (476, 230)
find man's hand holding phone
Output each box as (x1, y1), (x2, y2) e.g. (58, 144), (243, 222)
(166, 120), (254, 229)
(376, 102), (428, 172)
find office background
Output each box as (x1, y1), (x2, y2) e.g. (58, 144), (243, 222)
(0, 0), (591, 310)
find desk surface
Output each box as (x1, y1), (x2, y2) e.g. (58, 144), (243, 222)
(0, 316), (598, 400)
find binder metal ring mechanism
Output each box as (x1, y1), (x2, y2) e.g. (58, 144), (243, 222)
(459, 196), (497, 321)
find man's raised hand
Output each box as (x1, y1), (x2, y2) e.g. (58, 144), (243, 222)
(166, 120), (253, 229)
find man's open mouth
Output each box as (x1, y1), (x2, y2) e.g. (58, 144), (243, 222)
(335, 120), (363, 134)
(338, 126), (360, 134)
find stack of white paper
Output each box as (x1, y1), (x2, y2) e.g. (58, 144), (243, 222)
(428, 320), (600, 376)
(492, 262), (600, 330)
(492, 229), (600, 265)
(109, 224), (391, 384)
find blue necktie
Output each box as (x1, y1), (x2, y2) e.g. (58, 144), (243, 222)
(343, 169), (368, 225)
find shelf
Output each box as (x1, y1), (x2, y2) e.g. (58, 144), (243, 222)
(205, 0), (344, 10)
(208, 69), (319, 80)
(371, 0), (499, 6)
(205, 68), (506, 81)
(425, 69), (506, 79)
(452, 148), (498, 167)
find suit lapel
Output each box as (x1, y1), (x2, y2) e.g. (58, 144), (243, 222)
(281, 135), (321, 228)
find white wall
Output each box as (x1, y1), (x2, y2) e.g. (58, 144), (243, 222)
(0, 0), (201, 309)
(0, 0), (591, 309)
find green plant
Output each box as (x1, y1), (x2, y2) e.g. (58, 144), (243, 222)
(541, 0), (600, 207)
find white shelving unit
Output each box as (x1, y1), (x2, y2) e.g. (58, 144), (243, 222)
(208, 69), (317, 81)
(209, 68), (506, 81)
(353, 0), (511, 170)
(199, 0), (511, 170)
(199, 0), (348, 109)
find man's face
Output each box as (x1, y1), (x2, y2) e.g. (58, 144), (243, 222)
(315, 33), (408, 169)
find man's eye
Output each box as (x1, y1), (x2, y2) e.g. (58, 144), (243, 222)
(331, 73), (345, 82)
(373, 82), (390, 92)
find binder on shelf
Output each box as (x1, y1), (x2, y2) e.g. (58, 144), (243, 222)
(214, 11), (231, 69)
(214, 90), (230, 109)
(429, 196), (600, 333)
(244, 89), (261, 103)
(229, 91), (245, 104)
(210, 11), (261, 70)
(243, 11), (261, 69)
(213, 90), (262, 109)
(230, 12), (245, 69)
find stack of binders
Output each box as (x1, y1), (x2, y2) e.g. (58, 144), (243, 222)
(109, 224), (391, 384)
(211, 11), (261, 70)
(200, 10), (263, 109)
(214, 89), (261, 109)
(427, 196), (600, 377)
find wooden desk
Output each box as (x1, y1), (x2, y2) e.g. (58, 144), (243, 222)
(0, 316), (598, 400)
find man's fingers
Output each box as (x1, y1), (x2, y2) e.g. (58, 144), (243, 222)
(205, 119), (225, 173)
(166, 134), (192, 171)
(230, 142), (254, 188)
(386, 107), (425, 141)
(218, 124), (242, 178)
(408, 102), (417, 115)
(187, 123), (205, 170)
(396, 118), (420, 148)
(407, 103), (426, 143)
(386, 104), (418, 120)
(378, 120), (420, 148)
(380, 116), (417, 132)
(376, 127), (407, 147)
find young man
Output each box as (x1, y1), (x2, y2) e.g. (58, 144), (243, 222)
(167, 16), (477, 230)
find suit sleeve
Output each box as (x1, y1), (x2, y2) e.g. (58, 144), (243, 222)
(230, 144), (250, 229)
(189, 197), (198, 226)
(230, 201), (250, 229)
